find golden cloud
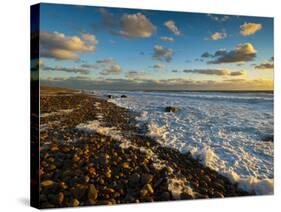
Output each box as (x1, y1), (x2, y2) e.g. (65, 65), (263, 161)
(119, 13), (156, 38)
(40, 31), (98, 61)
(210, 32), (227, 40)
(208, 43), (257, 64)
(240, 22), (262, 36)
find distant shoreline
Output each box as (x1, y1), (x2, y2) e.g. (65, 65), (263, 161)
(40, 85), (273, 93)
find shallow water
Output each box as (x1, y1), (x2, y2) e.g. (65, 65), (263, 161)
(94, 90), (274, 194)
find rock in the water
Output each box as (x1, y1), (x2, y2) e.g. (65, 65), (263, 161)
(107, 95), (112, 99)
(165, 106), (177, 113)
(262, 135), (274, 142)
(121, 95), (127, 98)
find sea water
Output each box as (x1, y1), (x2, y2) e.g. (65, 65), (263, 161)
(95, 90), (274, 194)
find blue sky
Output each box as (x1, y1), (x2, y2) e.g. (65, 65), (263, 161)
(36, 3), (274, 90)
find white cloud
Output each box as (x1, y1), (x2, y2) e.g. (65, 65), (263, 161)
(42, 65), (90, 75)
(153, 63), (165, 69)
(183, 69), (247, 77)
(83, 58), (122, 75)
(153, 45), (174, 62)
(160, 36), (174, 42)
(207, 14), (230, 22)
(126, 71), (147, 79)
(164, 20), (181, 36)
(81, 33), (98, 46)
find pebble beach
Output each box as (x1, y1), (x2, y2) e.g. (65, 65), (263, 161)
(39, 86), (251, 208)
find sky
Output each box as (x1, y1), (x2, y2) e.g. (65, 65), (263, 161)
(33, 3), (274, 90)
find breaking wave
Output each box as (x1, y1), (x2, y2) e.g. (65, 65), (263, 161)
(95, 90), (274, 195)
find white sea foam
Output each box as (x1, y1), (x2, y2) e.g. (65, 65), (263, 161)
(97, 90), (273, 195)
(76, 120), (124, 142)
(40, 121), (61, 132)
(40, 109), (74, 118)
(168, 178), (195, 199)
(75, 118), (194, 195)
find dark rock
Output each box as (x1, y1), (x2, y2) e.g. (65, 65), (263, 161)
(124, 193), (136, 202)
(72, 184), (87, 199)
(141, 174), (153, 185)
(213, 182), (225, 191)
(213, 191), (224, 198)
(47, 194), (57, 204)
(180, 192), (193, 199)
(165, 106), (177, 113)
(129, 173), (141, 186)
(202, 175), (211, 183)
(195, 193), (209, 199)
(262, 135), (274, 142)
(160, 191), (170, 201)
(154, 178), (164, 188)
(121, 95), (127, 98)
(107, 95), (112, 99)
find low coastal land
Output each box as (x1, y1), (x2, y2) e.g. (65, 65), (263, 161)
(39, 86), (250, 208)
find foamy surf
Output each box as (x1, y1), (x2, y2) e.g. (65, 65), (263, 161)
(75, 119), (197, 197)
(96, 90), (273, 195)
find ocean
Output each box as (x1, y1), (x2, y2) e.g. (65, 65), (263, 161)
(94, 90), (274, 194)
